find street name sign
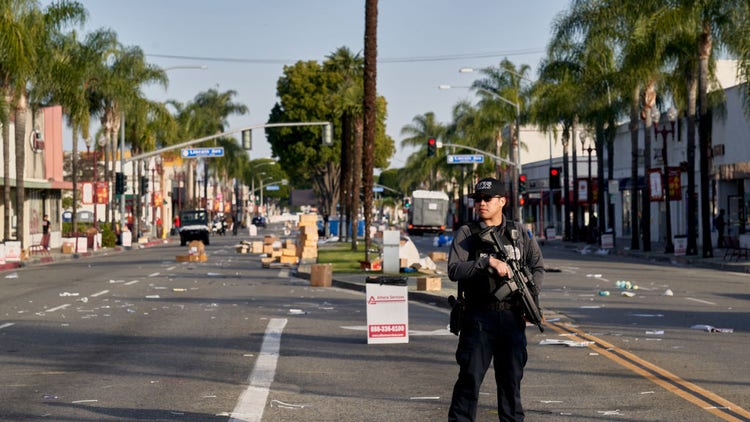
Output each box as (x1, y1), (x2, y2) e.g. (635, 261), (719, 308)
(181, 147), (224, 158)
(447, 154), (484, 164)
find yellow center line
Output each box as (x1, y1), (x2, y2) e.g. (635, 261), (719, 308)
(547, 321), (750, 422)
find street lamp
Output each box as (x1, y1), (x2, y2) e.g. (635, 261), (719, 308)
(161, 65), (208, 72)
(580, 131), (595, 242)
(652, 106), (678, 253)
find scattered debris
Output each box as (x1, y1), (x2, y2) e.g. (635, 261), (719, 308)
(621, 291), (636, 298)
(690, 324), (734, 333)
(539, 339), (594, 347)
(597, 410), (624, 416)
(645, 330), (664, 335)
(616, 280), (639, 290)
(598, 290), (610, 296)
(59, 292), (79, 297)
(5, 272), (18, 279)
(288, 309), (306, 315)
(270, 399), (306, 409)
(663, 289), (674, 296)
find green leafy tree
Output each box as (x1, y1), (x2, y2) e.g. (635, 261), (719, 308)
(1, 0), (85, 241)
(267, 57), (393, 238)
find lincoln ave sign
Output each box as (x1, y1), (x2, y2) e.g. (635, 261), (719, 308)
(447, 154), (485, 164)
(181, 147), (225, 158)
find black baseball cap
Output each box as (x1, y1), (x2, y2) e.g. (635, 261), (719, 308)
(471, 177), (507, 198)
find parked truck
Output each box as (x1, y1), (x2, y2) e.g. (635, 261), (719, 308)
(407, 190), (450, 236)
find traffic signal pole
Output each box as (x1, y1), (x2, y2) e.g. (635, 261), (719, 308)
(433, 141), (521, 220)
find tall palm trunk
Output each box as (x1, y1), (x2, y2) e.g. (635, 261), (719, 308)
(14, 93), (28, 244)
(606, 117), (616, 236)
(698, 23), (714, 258)
(363, 0), (378, 261)
(2, 98), (10, 240)
(629, 87), (641, 250)
(72, 124), (79, 238)
(571, 117), (580, 241)
(686, 69), (699, 255)
(595, 122), (606, 241)
(350, 117), (363, 251)
(562, 128), (571, 240)
(339, 113), (351, 242)
(642, 81), (656, 252)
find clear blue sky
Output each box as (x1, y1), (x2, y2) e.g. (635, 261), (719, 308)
(71, 0), (570, 169)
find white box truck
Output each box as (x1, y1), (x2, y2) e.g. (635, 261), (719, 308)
(407, 190), (450, 235)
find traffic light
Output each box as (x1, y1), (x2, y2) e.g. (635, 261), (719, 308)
(115, 172), (124, 195)
(404, 197), (411, 208)
(140, 176), (149, 192)
(427, 137), (436, 157)
(322, 123), (333, 146)
(549, 167), (562, 190)
(242, 129), (252, 150)
(519, 174), (527, 194)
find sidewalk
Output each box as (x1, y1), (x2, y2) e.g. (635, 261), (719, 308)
(2, 237), (174, 272)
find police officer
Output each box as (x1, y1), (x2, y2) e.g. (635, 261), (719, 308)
(447, 177), (545, 422)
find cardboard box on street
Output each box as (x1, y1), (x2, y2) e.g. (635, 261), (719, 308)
(417, 276), (441, 291)
(310, 263), (332, 287)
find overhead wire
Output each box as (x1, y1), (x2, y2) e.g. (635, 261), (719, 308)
(146, 48), (545, 65)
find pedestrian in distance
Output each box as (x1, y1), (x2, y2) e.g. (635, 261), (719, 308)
(715, 209), (726, 248)
(447, 177), (545, 422)
(42, 214), (50, 235)
(41, 214), (51, 249)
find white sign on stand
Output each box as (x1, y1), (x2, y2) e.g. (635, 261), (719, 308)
(366, 277), (409, 344)
(121, 231), (132, 248)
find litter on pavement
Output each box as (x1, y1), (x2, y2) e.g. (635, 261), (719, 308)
(690, 324), (734, 333)
(539, 338), (594, 347)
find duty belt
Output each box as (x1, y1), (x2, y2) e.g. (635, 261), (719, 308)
(466, 300), (516, 311)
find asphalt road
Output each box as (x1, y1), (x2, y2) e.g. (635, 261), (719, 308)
(0, 228), (747, 421)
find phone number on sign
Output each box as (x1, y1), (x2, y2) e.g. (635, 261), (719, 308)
(368, 324), (407, 338)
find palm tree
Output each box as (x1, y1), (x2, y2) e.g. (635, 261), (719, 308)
(175, 88), (247, 217)
(363, 0), (378, 261)
(469, 59), (531, 223)
(39, 28), (117, 238)
(325, 46), (364, 247)
(553, 0), (671, 251)
(531, 50), (585, 241)
(0, 0), (85, 242)
(400, 112), (447, 189)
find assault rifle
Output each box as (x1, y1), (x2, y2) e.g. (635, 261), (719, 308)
(477, 226), (545, 332)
